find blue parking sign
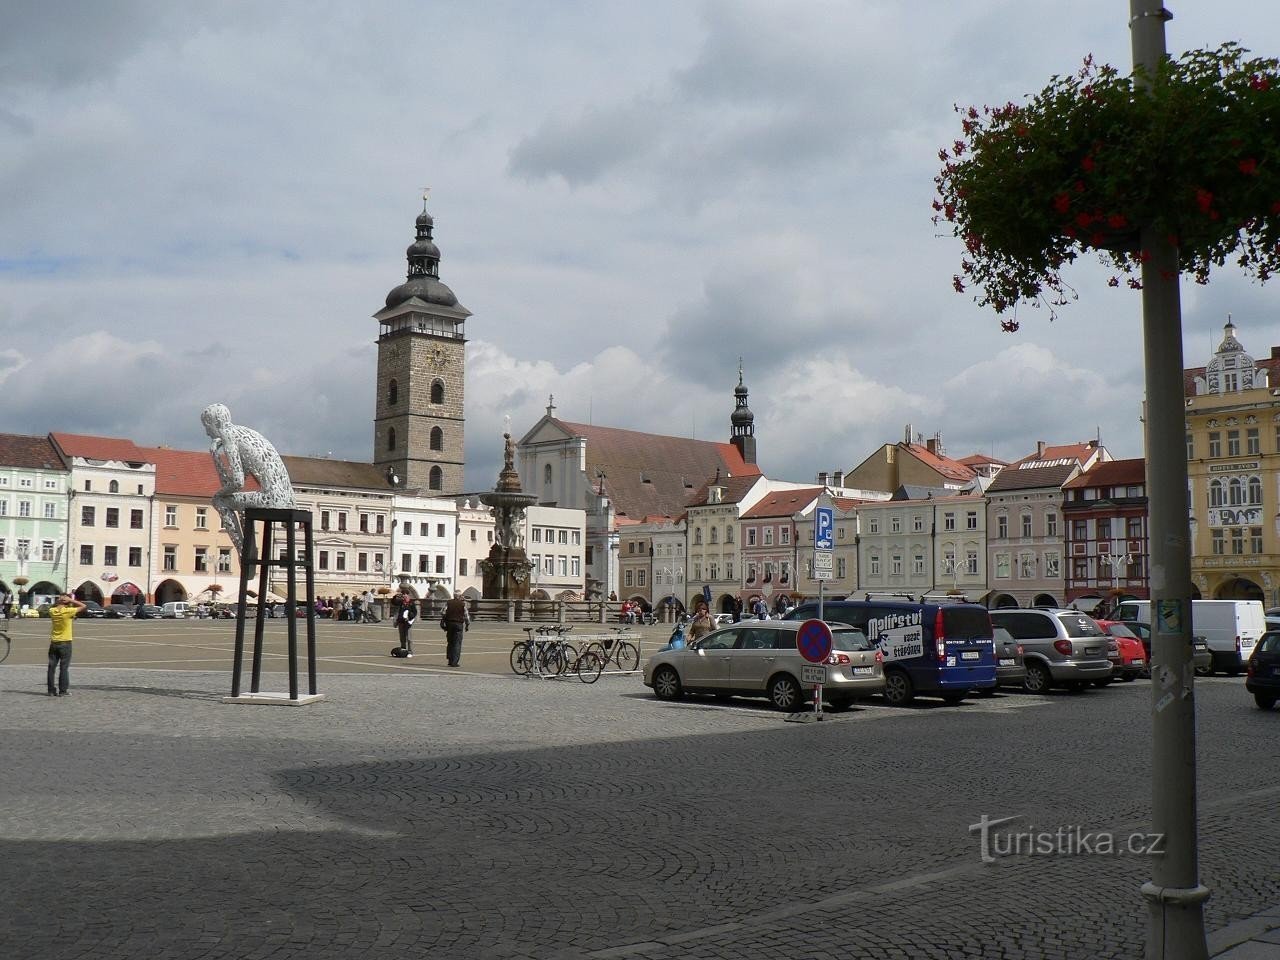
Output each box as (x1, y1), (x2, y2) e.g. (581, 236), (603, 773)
(815, 506), (834, 551)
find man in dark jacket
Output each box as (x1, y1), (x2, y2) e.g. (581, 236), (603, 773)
(395, 592), (418, 657)
(442, 591), (470, 667)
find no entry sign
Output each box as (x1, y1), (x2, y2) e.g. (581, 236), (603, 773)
(797, 618), (833, 664)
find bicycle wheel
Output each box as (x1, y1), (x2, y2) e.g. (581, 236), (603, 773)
(613, 641), (640, 672)
(510, 643), (534, 675)
(555, 643), (579, 675)
(576, 650), (604, 684)
(0, 631), (9, 665)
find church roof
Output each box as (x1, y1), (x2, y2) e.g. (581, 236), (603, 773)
(549, 418), (761, 520)
(739, 487), (824, 519)
(0, 433), (66, 471)
(283, 456), (394, 492)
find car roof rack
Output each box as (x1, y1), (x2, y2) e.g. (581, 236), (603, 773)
(918, 591), (978, 604)
(862, 591), (918, 602)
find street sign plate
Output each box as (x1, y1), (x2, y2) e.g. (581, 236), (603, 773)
(801, 664), (826, 684)
(797, 618), (833, 664)
(813, 551), (833, 571)
(814, 567), (834, 581)
(815, 506), (834, 551)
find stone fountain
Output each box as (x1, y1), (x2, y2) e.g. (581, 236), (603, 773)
(478, 433), (536, 599)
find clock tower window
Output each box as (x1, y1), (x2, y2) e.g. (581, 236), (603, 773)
(387, 427), (396, 452)
(429, 466), (443, 491)
(431, 380), (445, 404)
(430, 427), (444, 451)
(387, 379), (398, 405)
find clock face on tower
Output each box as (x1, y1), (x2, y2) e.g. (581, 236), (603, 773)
(429, 346), (450, 367)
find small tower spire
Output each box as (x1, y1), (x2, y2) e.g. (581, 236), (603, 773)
(729, 366), (757, 465)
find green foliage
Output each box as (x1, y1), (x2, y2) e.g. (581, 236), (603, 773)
(935, 43), (1280, 327)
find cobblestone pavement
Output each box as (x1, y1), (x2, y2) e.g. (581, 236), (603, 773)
(1, 662), (1276, 959)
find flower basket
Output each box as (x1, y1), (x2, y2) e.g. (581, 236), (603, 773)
(376, 586), (393, 595)
(13, 576), (29, 587)
(935, 43), (1280, 324)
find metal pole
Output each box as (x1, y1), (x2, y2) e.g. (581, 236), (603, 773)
(1129, 4), (1209, 958)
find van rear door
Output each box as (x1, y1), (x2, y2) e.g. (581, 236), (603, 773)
(935, 605), (997, 690)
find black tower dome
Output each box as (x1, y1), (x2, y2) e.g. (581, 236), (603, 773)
(384, 204), (462, 309)
(729, 362), (757, 465)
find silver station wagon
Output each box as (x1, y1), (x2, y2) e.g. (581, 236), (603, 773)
(643, 621), (884, 711)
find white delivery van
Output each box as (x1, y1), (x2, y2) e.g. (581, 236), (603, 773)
(160, 601), (190, 619)
(1115, 599), (1265, 674)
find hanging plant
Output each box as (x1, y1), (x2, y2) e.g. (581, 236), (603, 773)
(934, 43), (1280, 329)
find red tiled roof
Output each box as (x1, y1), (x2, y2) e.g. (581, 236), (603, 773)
(0, 434), (66, 471)
(283, 456), (391, 491)
(150, 446), (238, 497)
(1014, 442), (1096, 466)
(987, 462), (1079, 492)
(51, 432), (156, 463)
(901, 442), (977, 482)
(552, 418), (761, 519)
(1063, 457), (1145, 490)
(740, 487), (824, 519)
(956, 452), (1007, 467)
(686, 474), (765, 509)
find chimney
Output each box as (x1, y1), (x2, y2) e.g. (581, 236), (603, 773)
(832, 470), (844, 488)
(1036, 441), (1046, 459)
(925, 438), (938, 455)
(817, 470), (828, 485)
(1272, 346), (1280, 360)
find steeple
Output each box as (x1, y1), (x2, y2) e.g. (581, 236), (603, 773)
(729, 360), (757, 465)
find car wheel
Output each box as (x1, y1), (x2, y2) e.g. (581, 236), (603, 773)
(1023, 661), (1052, 694)
(1194, 663), (1213, 677)
(652, 666), (683, 701)
(768, 674), (804, 712)
(882, 669), (914, 707)
(1255, 693), (1277, 710)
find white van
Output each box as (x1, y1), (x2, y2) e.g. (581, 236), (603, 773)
(160, 601), (190, 620)
(1116, 599), (1265, 674)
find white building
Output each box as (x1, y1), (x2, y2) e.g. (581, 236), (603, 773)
(524, 504), (587, 599)
(389, 492), (458, 603)
(454, 494), (495, 599)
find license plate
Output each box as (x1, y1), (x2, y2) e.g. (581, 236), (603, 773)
(962, 651), (980, 660)
(852, 666), (874, 676)
(1085, 646), (1102, 656)
(999, 658), (1015, 666)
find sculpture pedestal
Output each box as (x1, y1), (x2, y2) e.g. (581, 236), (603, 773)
(229, 508), (319, 703)
(222, 692), (326, 707)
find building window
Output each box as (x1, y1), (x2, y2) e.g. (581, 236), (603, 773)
(1021, 514), (1032, 538)
(429, 466), (443, 491)
(572, 531), (581, 546)
(1073, 519), (1088, 541)
(868, 518), (879, 534)
(1097, 518), (1112, 542)
(336, 553), (346, 571)
(1019, 553), (1036, 578)
(532, 528), (542, 543)
(1044, 552), (1060, 577)
(995, 553), (1010, 578)
(80, 544), (93, 565)
(1045, 513), (1057, 536)
(710, 527), (719, 544)
(130, 508), (143, 529)
(763, 528), (772, 546)
(41, 540), (55, 562)
(1251, 527), (1264, 554)
(1208, 431), (1221, 458)
(1249, 476), (1263, 505)
(1073, 557), (1089, 580)
(430, 427), (443, 451)
(387, 427), (396, 451)
(217, 548), (231, 572)
(162, 546), (176, 571)
(891, 554), (903, 575)
(1187, 434), (1194, 459)
(459, 558), (468, 576)
(746, 528), (755, 546)
(437, 523), (446, 538)
(129, 546), (143, 567)
(165, 505), (178, 527)
(1227, 430), (1241, 457)
(81, 505), (95, 526)
(44, 502), (56, 519)
(84, 480), (91, 492)
(967, 550), (980, 575)
(416, 522), (425, 536)
(18, 500), (30, 517)
(1212, 530), (1224, 555)
(338, 513), (347, 532)
(431, 380), (445, 404)
(401, 553), (411, 572)
(913, 515), (924, 532)
(418, 555), (429, 573)
(360, 513), (369, 533)
(624, 570), (634, 587)
(358, 552), (368, 572)
(319, 550), (329, 570)
(571, 557), (581, 576)
(912, 553), (925, 575)
(387, 378), (398, 405)
(1248, 428), (1261, 455)
(890, 517), (901, 534)
(1231, 528), (1245, 555)
(996, 515), (1007, 539)
(321, 511), (330, 531)
(869, 554), (880, 576)
(778, 527), (789, 546)
(627, 541), (634, 554)
(376, 514), (385, 534)
(105, 507), (119, 528)
(194, 548), (207, 572)
(694, 528), (703, 546)
(944, 512), (956, 531)
(435, 555), (445, 574)
(1209, 479), (1224, 507)
(636, 568), (645, 586)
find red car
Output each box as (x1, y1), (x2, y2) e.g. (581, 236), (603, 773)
(1095, 620), (1148, 680)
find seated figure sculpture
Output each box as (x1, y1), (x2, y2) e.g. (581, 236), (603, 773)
(201, 403), (296, 560)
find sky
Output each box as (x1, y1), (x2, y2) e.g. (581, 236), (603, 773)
(4, 1), (1280, 491)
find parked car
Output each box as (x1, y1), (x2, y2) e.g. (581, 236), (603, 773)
(1095, 620), (1148, 681)
(160, 601), (190, 619)
(1245, 631), (1280, 710)
(644, 620), (884, 712)
(785, 598), (996, 705)
(988, 608), (1113, 693)
(78, 600), (106, 618)
(1122, 620), (1214, 676)
(1116, 599), (1264, 675)
(135, 604), (163, 619)
(105, 604), (138, 619)
(989, 626), (1027, 691)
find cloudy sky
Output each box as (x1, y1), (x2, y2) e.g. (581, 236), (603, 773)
(4, 1), (1280, 489)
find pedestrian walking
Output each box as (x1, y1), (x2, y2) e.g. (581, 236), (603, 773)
(394, 592), (418, 656)
(47, 592), (86, 697)
(442, 591), (470, 667)
(688, 601), (715, 645)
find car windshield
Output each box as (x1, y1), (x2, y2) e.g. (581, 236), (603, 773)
(1057, 614), (1105, 637)
(1258, 632), (1280, 654)
(831, 627), (871, 651)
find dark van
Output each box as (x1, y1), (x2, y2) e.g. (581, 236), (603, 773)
(785, 600), (997, 705)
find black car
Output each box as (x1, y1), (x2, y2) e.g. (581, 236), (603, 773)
(1123, 620), (1213, 676)
(1245, 631), (1280, 710)
(106, 604), (140, 619)
(134, 604), (163, 620)
(78, 600), (106, 618)
(989, 626), (1027, 691)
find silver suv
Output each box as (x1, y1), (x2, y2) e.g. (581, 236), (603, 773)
(988, 609), (1113, 693)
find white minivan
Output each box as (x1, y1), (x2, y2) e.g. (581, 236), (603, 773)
(1116, 599), (1265, 674)
(160, 601), (190, 619)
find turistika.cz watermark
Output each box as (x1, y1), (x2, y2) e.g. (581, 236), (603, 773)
(969, 815), (1166, 864)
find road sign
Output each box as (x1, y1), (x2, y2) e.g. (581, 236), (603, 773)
(813, 550), (833, 581)
(801, 663), (826, 685)
(815, 506), (834, 551)
(797, 618), (833, 664)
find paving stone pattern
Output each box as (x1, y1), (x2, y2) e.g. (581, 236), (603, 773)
(1, 665), (1276, 959)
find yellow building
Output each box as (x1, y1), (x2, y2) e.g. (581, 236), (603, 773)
(1185, 320), (1280, 604)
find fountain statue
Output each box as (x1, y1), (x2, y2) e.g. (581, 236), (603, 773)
(478, 432), (536, 599)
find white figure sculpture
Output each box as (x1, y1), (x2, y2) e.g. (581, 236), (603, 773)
(201, 403), (296, 556)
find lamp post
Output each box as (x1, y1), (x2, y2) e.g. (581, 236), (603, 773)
(1101, 542), (1133, 595)
(660, 565), (684, 622)
(939, 555), (960, 595)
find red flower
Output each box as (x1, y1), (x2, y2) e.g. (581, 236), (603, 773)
(938, 149), (949, 163)
(1074, 180), (1086, 194)
(1081, 155), (1096, 173)
(1089, 232), (1105, 247)
(952, 275), (965, 293)
(1064, 226), (1077, 238)
(1000, 319), (1020, 333)
(1075, 211), (1094, 228)
(931, 199), (943, 212)
(1053, 193), (1071, 214)
(944, 202), (956, 221)
(1239, 157), (1259, 176)
(1107, 276), (1120, 287)
(1107, 213), (1128, 230)
(1251, 74), (1271, 91)
(1195, 188), (1214, 213)
(964, 232), (982, 253)
(953, 140), (966, 157)
(1271, 201), (1280, 215)
(1015, 124), (1029, 137)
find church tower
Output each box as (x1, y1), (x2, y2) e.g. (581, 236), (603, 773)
(729, 362), (757, 465)
(373, 199), (470, 493)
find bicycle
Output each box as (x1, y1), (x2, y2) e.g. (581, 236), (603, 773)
(0, 628), (9, 664)
(582, 627), (640, 672)
(511, 625), (578, 676)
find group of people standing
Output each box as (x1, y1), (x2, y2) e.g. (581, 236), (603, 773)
(314, 591), (378, 622)
(391, 590), (470, 667)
